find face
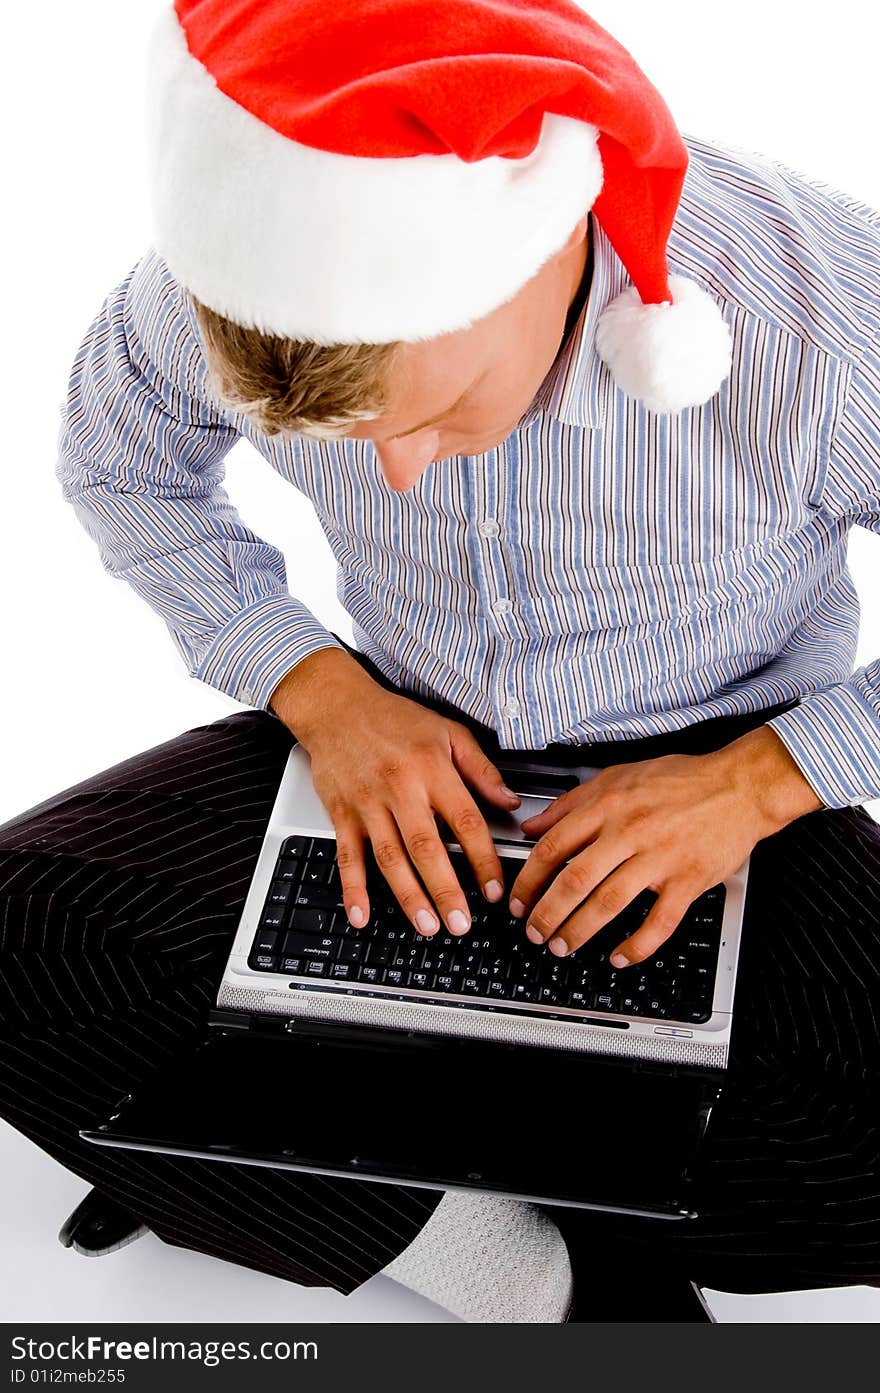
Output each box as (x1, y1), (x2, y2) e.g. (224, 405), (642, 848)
(341, 215), (590, 493)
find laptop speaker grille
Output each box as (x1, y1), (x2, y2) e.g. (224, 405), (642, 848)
(217, 983), (728, 1069)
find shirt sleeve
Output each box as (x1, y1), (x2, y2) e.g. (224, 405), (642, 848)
(765, 322), (880, 808)
(55, 247), (345, 712)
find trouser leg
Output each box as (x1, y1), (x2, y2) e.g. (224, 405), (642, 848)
(539, 800), (880, 1295)
(0, 710), (442, 1295)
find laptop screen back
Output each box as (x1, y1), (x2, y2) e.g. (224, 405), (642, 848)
(82, 1024), (720, 1219)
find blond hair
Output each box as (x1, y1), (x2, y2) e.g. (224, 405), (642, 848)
(189, 293), (402, 440)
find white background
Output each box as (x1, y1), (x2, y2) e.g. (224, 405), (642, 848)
(2, 0), (879, 1322)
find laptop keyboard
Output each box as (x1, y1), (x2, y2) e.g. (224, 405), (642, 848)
(248, 836), (725, 1025)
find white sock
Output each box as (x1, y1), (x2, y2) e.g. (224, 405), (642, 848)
(381, 1190), (573, 1323)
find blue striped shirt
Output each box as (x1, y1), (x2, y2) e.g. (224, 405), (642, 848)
(56, 133), (880, 811)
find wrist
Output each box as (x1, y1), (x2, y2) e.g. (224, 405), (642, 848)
(269, 646), (376, 743)
(712, 724), (824, 836)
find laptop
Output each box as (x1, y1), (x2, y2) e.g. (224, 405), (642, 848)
(82, 740), (748, 1221)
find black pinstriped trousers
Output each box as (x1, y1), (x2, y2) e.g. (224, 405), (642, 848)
(2, 664), (880, 1298)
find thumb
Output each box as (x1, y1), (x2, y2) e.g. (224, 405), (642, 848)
(448, 726), (521, 809)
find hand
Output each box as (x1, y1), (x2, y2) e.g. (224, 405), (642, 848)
(270, 649), (521, 938)
(506, 725), (823, 968)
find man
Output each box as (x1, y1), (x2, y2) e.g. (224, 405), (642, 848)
(4, 0), (880, 1320)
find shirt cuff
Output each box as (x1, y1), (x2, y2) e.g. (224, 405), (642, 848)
(765, 678), (880, 809)
(193, 593), (346, 711)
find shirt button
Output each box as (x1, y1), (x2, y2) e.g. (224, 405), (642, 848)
(502, 699), (521, 718)
(493, 598), (513, 615)
(478, 519), (501, 538)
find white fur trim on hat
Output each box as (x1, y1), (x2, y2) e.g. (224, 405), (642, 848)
(145, 8), (604, 345)
(595, 274), (733, 413)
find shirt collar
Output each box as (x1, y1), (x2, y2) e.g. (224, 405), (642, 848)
(520, 213), (627, 431)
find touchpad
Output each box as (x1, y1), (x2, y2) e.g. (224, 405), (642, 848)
(480, 765), (594, 842)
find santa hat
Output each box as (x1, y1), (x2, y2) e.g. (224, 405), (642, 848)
(145, 0), (732, 414)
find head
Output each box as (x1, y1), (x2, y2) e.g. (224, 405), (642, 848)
(190, 212), (590, 493)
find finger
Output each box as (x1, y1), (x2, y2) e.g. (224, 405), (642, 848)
(393, 798), (473, 936)
(508, 808), (604, 919)
(520, 772), (608, 834)
(541, 857), (647, 957)
(523, 841), (632, 952)
(433, 772), (507, 904)
(333, 816), (371, 928)
(363, 812), (444, 938)
(449, 725), (521, 810)
(519, 787), (583, 835)
(609, 884), (697, 968)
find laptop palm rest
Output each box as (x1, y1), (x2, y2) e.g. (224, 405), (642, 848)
(81, 1024), (720, 1219)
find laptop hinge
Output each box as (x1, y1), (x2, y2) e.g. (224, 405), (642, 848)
(208, 1008), (288, 1034)
(632, 1058), (722, 1084)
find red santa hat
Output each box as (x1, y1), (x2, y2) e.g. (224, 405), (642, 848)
(145, 0), (732, 414)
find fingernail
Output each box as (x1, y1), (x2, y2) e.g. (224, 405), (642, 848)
(525, 925), (544, 945)
(348, 905), (366, 927)
(549, 938), (569, 957)
(501, 785), (520, 801)
(448, 909), (471, 935)
(610, 952), (629, 968)
(510, 898), (526, 918)
(483, 879), (503, 902)
(416, 909), (439, 935)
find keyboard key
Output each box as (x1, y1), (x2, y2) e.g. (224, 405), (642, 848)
(484, 957), (510, 979)
(309, 839), (335, 862)
(267, 882), (292, 905)
(512, 984), (536, 1004)
(407, 971), (434, 989)
(281, 957), (303, 974)
(676, 1003), (712, 1023)
(360, 965), (382, 984)
(687, 965), (715, 994)
(337, 939), (366, 964)
(300, 862), (336, 889)
(593, 992), (620, 1012)
(275, 859), (304, 883)
(292, 884), (342, 911)
(330, 963), (352, 980)
(252, 954), (278, 971)
(383, 968), (405, 987)
(367, 943), (393, 965)
(259, 909), (286, 931)
(306, 959), (328, 977)
(620, 995), (642, 1015)
(435, 975), (456, 992)
(284, 932), (335, 961)
(287, 908), (335, 935)
(380, 926), (412, 944)
(282, 836), (312, 858)
(254, 930), (279, 953)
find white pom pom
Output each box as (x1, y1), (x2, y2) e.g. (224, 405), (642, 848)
(595, 273), (732, 414)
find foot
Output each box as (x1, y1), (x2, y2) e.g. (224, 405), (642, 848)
(58, 1188), (149, 1257)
